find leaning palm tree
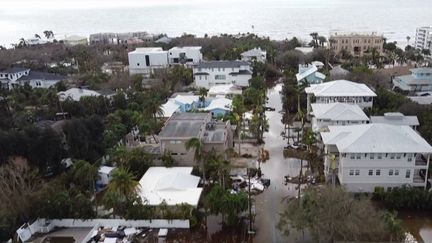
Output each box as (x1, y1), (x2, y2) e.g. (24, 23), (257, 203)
(185, 137), (206, 182)
(107, 168), (140, 201)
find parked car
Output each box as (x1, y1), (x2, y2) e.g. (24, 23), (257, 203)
(264, 106), (276, 111)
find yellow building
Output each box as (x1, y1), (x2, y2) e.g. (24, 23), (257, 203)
(329, 32), (384, 57)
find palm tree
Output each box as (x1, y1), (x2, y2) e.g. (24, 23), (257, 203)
(43, 30), (54, 39)
(18, 38), (26, 48)
(309, 32), (319, 48)
(232, 95), (246, 154)
(318, 36), (327, 48)
(198, 88), (208, 108)
(69, 160), (99, 192)
(406, 36), (411, 46)
(144, 96), (163, 124)
(107, 168), (140, 201)
(34, 34), (41, 39)
(185, 137), (206, 182)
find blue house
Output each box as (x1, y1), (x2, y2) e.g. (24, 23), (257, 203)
(204, 97), (232, 117)
(296, 64), (326, 85)
(393, 68), (432, 93)
(173, 95), (200, 112)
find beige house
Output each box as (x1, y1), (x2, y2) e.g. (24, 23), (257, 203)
(329, 33), (384, 57)
(158, 112), (233, 166)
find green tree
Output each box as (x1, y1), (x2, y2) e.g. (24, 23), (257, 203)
(198, 88), (208, 108)
(278, 186), (388, 242)
(383, 211), (404, 242)
(185, 137), (206, 181)
(107, 168), (140, 201)
(68, 160), (99, 193)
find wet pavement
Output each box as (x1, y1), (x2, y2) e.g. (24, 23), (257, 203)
(253, 83), (309, 243)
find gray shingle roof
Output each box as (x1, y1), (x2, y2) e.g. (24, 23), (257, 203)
(195, 60), (249, 69)
(17, 71), (67, 81)
(1, 67), (29, 73)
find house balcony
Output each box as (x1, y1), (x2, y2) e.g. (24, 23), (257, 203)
(413, 169), (427, 184)
(415, 154), (428, 166)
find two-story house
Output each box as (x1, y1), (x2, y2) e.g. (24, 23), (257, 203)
(128, 47), (169, 76)
(168, 46), (202, 65)
(0, 68), (66, 90)
(321, 124), (432, 192)
(158, 112), (233, 165)
(392, 68), (432, 93)
(310, 103), (369, 132)
(240, 47), (267, 63)
(193, 61), (252, 89)
(305, 80), (376, 115)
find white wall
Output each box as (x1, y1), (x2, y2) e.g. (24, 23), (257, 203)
(168, 48), (202, 64)
(128, 51), (168, 75)
(193, 66), (251, 88)
(336, 152), (428, 192)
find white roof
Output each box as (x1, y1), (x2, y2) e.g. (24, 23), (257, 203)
(208, 84), (242, 96)
(311, 103), (369, 121)
(174, 95), (199, 105)
(99, 166), (116, 175)
(204, 97), (232, 111)
(169, 46), (201, 51)
(130, 47), (166, 54)
(295, 47), (314, 54)
(370, 112), (419, 126)
(160, 99), (180, 117)
(241, 47), (266, 57)
(305, 80), (376, 97)
(321, 124), (432, 153)
(63, 35), (87, 41)
(312, 61), (324, 67)
(296, 65), (318, 81)
(138, 167), (203, 206)
(57, 88), (101, 101)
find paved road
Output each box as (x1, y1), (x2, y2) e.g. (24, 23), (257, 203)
(252, 83), (309, 243)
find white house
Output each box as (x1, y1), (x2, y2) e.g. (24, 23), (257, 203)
(97, 166), (117, 186)
(62, 35), (88, 46)
(310, 103), (369, 132)
(321, 124), (432, 192)
(370, 112), (419, 130)
(208, 84), (242, 97)
(138, 167), (203, 207)
(0, 68), (66, 90)
(296, 64), (326, 85)
(168, 46), (202, 65)
(193, 61), (252, 89)
(240, 47), (267, 63)
(25, 38), (48, 46)
(58, 88), (101, 101)
(305, 80), (376, 114)
(128, 47), (168, 76)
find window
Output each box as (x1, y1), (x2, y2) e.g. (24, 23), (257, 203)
(396, 154), (401, 159)
(137, 63), (140, 66)
(350, 154), (355, 159)
(406, 169), (411, 178)
(370, 154), (375, 159)
(368, 169), (373, 176)
(395, 170), (399, 176)
(349, 170), (354, 176)
(390, 154), (395, 159)
(355, 169), (360, 176)
(377, 153), (382, 159)
(407, 154), (413, 162)
(215, 74), (226, 80)
(389, 169), (394, 176)
(376, 169), (381, 176)
(356, 154), (361, 159)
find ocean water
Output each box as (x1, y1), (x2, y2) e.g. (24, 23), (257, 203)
(0, 0), (431, 47)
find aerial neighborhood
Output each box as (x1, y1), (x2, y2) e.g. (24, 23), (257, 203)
(1, 26), (432, 242)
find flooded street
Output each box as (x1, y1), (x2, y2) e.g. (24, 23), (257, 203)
(253, 83), (308, 243)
